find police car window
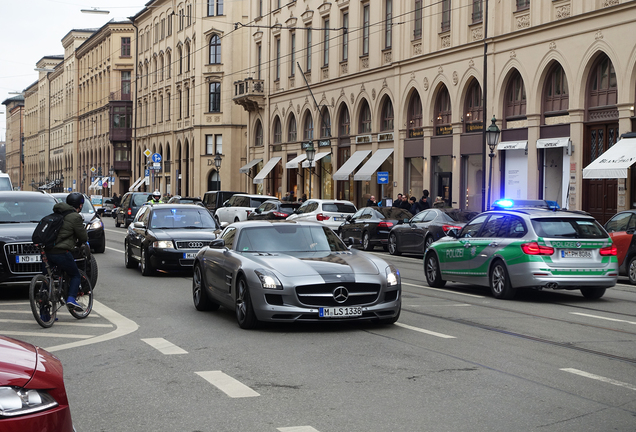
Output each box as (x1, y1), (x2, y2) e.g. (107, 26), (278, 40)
(481, 214), (506, 237)
(459, 214), (488, 238)
(497, 216), (527, 238)
(531, 218), (607, 239)
(605, 212), (632, 233)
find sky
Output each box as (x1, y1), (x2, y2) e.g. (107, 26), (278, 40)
(0, 0), (148, 140)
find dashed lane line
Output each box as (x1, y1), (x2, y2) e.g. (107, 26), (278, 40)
(395, 322), (456, 339)
(570, 312), (636, 325)
(106, 246), (124, 253)
(195, 371), (260, 398)
(402, 282), (485, 298)
(142, 337), (188, 355)
(561, 368), (636, 391)
(278, 427), (321, 432)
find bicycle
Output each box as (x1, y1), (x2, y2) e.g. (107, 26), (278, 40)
(29, 244), (94, 328)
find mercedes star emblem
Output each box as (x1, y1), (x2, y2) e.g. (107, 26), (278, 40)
(333, 286), (349, 304)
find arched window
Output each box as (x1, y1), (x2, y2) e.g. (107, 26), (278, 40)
(588, 55), (617, 108)
(359, 100), (371, 134)
(209, 35), (221, 64)
(273, 116), (282, 143)
(185, 43), (191, 72)
(408, 91), (423, 135)
(505, 71), (526, 119)
(339, 106), (350, 136)
(159, 55), (164, 81)
(288, 115), (297, 142)
(166, 51), (171, 78)
(464, 80), (483, 132)
(178, 46), (183, 74)
(320, 107), (331, 137)
(153, 57), (157, 83)
(381, 98), (394, 131)
(435, 86), (452, 128)
(544, 63), (569, 115)
(303, 112), (314, 140)
(255, 120), (263, 146)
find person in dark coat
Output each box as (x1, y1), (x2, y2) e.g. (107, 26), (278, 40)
(366, 195), (377, 207)
(400, 195), (412, 210)
(417, 196), (430, 212)
(409, 197), (419, 214)
(423, 189), (433, 208)
(47, 192), (88, 312)
(392, 193), (403, 207)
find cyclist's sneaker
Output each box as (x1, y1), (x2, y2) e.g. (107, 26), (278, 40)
(66, 297), (83, 312)
(40, 309), (51, 322)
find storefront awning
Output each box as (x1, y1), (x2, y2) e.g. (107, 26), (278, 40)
(240, 158), (263, 174)
(129, 176), (144, 191)
(536, 137), (570, 148)
(583, 138), (636, 179)
(302, 152), (331, 168)
(332, 150), (371, 181)
(285, 154), (307, 169)
(497, 141), (528, 151)
(353, 149), (394, 181)
(253, 157), (282, 184)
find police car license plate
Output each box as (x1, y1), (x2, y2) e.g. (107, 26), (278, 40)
(561, 250), (592, 258)
(16, 255), (41, 263)
(183, 253), (197, 259)
(319, 307), (362, 318)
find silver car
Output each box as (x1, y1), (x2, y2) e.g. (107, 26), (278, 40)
(192, 221), (401, 329)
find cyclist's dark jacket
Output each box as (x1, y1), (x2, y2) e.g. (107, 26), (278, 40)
(49, 202), (87, 254)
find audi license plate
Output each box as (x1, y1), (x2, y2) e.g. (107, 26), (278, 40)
(16, 255), (41, 263)
(561, 250), (592, 258)
(183, 253), (197, 259)
(319, 306), (362, 318)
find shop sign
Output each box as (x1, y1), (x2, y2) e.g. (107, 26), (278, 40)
(318, 139), (331, 147)
(436, 125), (453, 135)
(465, 122), (483, 133)
(378, 133), (394, 142)
(301, 141), (313, 149)
(409, 128), (424, 138)
(356, 135), (372, 144)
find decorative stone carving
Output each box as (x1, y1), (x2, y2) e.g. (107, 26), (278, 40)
(471, 26), (483, 41)
(361, 57), (369, 69)
(516, 14), (530, 29)
(331, 97), (335, 107)
(350, 93), (354, 104)
(322, 68), (329, 80)
(595, 30), (604, 40)
(549, 41), (557, 50)
(382, 79), (387, 88)
(290, 77), (295, 88)
(305, 96), (309, 105)
(441, 35), (450, 48)
(384, 51), (392, 64)
(452, 72), (458, 86)
(438, 66), (443, 74)
(413, 43), (422, 55)
(206, 116), (212, 123)
(423, 77), (429, 91)
(411, 72), (415, 81)
(360, 83), (365, 92)
(510, 50), (517, 58)
(215, 116), (220, 123)
(282, 107), (286, 117)
(555, 5), (570, 19)
(371, 89), (376, 100)
(340, 62), (348, 75)
(340, 89), (345, 98)
(469, 59), (474, 68)
(603, 0), (619, 6)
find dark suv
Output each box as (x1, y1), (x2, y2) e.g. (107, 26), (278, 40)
(115, 192), (152, 228)
(202, 190), (241, 216)
(0, 191), (98, 287)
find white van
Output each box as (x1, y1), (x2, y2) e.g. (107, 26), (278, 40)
(0, 173), (13, 191)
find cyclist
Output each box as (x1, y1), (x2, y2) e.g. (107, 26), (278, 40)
(46, 192), (88, 312)
(148, 190), (162, 203)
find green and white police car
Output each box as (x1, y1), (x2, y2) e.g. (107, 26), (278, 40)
(424, 200), (618, 300)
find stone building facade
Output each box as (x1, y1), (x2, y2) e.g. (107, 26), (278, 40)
(236, 0), (636, 222)
(1, 94), (24, 189)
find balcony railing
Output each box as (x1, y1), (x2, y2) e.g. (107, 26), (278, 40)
(109, 90), (131, 101)
(233, 78), (265, 112)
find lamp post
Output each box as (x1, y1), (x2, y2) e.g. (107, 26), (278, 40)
(305, 143), (316, 199)
(485, 116), (501, 210)
(60, 173), (64, 192)
(214, 154), (222, 191)
(82, 171), (87, 194)
(109, 165), (114, 195)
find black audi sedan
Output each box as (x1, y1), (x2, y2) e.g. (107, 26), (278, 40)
(124, 203), (221, 276)
(51, 193), (105, 253)
(388, 208), (479, 256)
(247, 199), (302, 221)
(0, 191), (98, 286)
(338, 206), (413, 251)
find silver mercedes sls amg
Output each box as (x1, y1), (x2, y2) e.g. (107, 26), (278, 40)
(192, 220), (401, 329)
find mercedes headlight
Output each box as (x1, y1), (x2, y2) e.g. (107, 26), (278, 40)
(254, 269), (283, 290)
(0, 386), (58, 418)
(386, 265), (400, 287)
(152, 240), (174, 249)
(89, 219), (103, 230)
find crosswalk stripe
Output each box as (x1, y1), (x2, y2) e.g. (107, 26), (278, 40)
(1, 331), (93, 339)
(142, 338), (188, 354)
(278, 427), (321, 432)
(195, 371), (260, 398)
(395, 322), (456, 339)
(0, 319), (112, 327)
(570, 312), (636, 325)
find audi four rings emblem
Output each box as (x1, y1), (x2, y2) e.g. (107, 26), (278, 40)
(333, 286), (349, 303)
(188, 241), (204, 248)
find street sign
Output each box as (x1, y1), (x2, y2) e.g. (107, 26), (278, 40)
(153, 162), (161, 170)
(145, 169), (150, 177)
(151, 153), (162, 163)
(377, 171), (389, 184)
(144, 149), (152, 157)
(90, 166), (96, 173)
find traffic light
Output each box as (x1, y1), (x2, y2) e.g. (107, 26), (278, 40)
(98, 166), (102, 176)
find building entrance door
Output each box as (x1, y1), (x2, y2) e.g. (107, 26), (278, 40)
(583, 123), (619, 224)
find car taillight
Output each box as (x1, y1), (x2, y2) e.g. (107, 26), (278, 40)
(599, 244), (617, 256)
(316, 213), (330, 221)
(442, 224), (462, 234)
(520, 242), (554, 255)
(273, 211), (289, 218)
(378, 221), (394, 229)
(127, 208), (132, 216)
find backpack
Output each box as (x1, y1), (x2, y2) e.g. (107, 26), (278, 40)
(32, 210), (74, 251)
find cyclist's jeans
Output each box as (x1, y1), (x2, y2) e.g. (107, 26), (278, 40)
(47, 252), (81, 299)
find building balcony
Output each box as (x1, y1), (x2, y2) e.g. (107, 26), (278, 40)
(113, 160), (131, 172)
(233, 78), (265, 112)
(109, 90), (131, 101)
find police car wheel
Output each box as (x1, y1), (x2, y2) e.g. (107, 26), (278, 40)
(580, 287), (606, 299)
(424, 253), (446, 288)
(490, 261), (515, 300)
(628, 256), (636, 285)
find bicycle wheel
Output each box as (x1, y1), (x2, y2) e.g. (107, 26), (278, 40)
(29, 275), (57, 328)
(69, 271), (93, 319)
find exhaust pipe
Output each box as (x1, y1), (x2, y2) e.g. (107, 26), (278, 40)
(545, 282), (559, 289)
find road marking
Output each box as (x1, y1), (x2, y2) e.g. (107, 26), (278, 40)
(406, 304), (471, 307)
(278, 427), (321, 432)
(1, 331), (93, 339)
(402, 282), (485, 298)
(45, 300), (139, 352)
(195, 371), (260, 398)
(0, 309), (101, 318)
(570, 312), (636, 326)
(106, 246), (124, 254)
(0, 319), (112, 327)
(395, 322), (456, 339)
(104, 228), (125, 234)
(142, 338), (188, 355)
(560, 368), (636, 391)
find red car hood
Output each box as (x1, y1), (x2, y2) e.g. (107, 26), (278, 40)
(0, 336), (37, 387)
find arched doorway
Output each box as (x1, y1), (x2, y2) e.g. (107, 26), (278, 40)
(207, 170), (220, 191)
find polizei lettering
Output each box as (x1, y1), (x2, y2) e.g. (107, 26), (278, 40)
(446, 248), (464, 258)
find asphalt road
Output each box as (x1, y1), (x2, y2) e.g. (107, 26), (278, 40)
(1, 217), (635, 432)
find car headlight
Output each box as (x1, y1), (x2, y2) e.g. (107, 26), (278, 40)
(386, 265), (400, 287)
(89, 219), (103, 230)
(0, 386), (59, 418)
(254, 269), (283, 290)
(152, 240), (174, 249)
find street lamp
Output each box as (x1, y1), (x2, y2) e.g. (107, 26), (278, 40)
(214, 154), (222, 191)
(305, 144), (316, 199)
(485, 116), (501, 210)
(82, 171), (87, 193)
